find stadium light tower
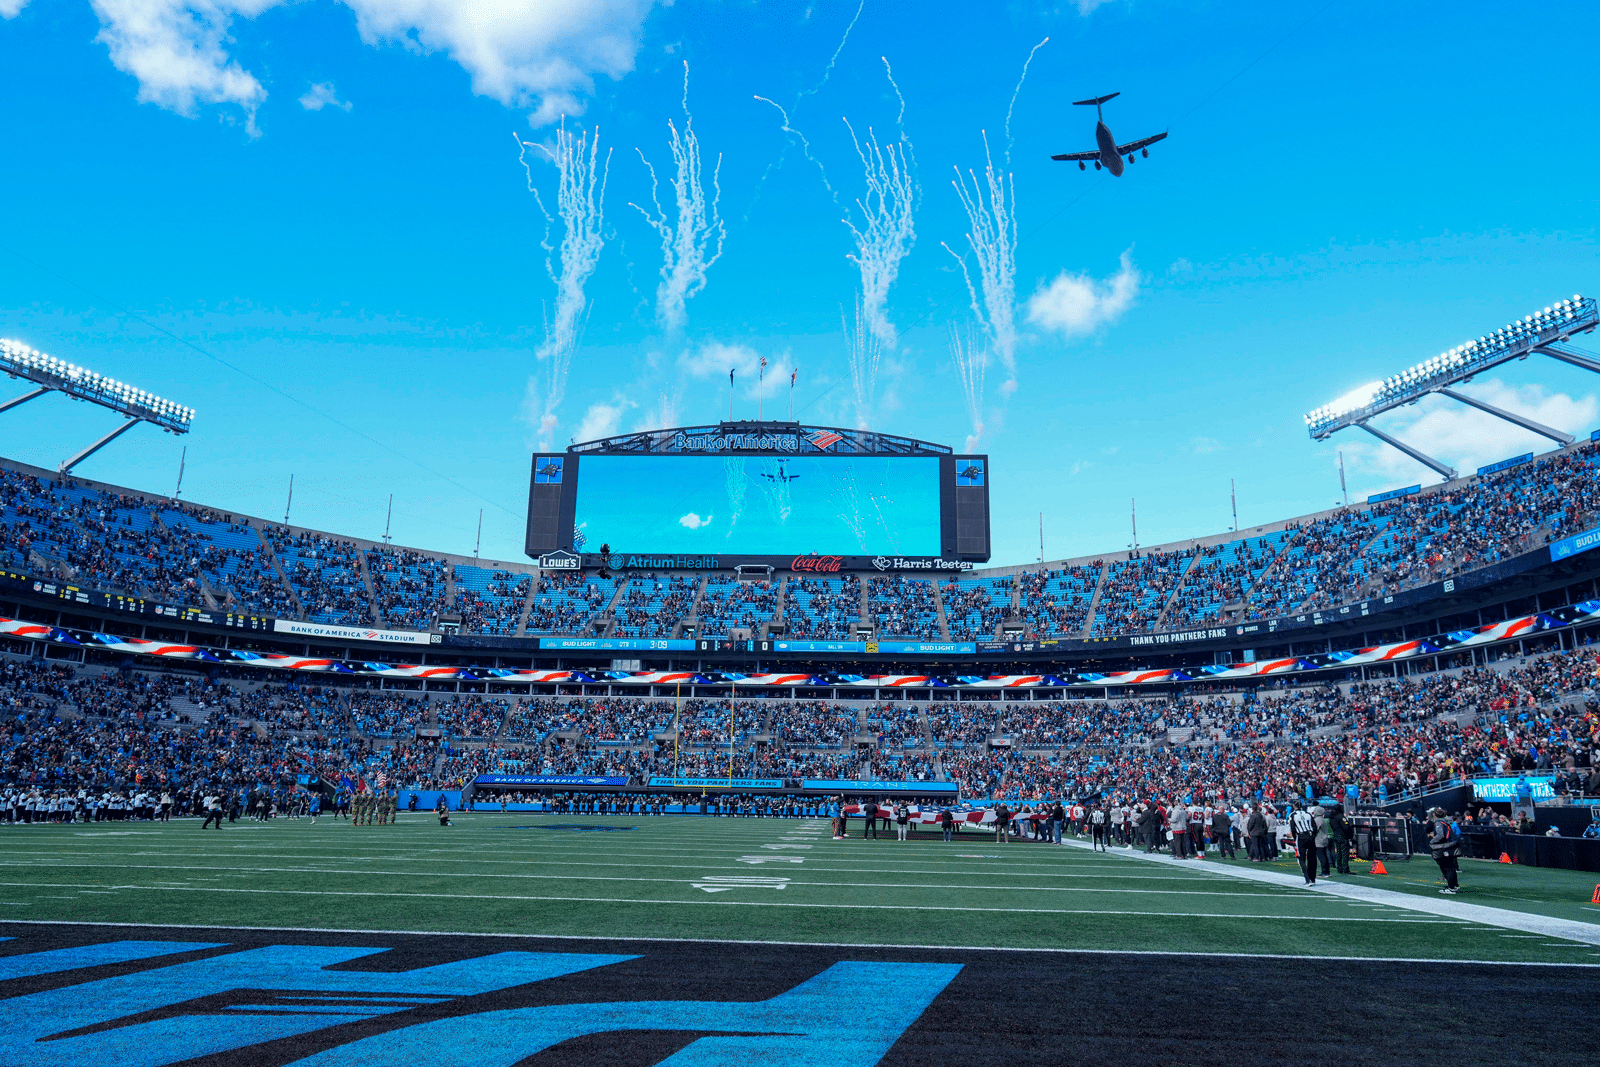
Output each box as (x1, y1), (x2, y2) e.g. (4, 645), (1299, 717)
(1304, 295), (1599, 479)
(0, 338), (194, 475)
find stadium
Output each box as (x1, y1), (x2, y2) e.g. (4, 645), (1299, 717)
(4, 4), (1600, 1065)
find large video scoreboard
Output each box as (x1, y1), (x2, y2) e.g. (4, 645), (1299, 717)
(525, 422), (989, 572)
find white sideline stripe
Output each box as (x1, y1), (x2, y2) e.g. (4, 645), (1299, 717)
(0, 881), (1461, 922)
(4, 918), (1593, 968)
(0, 853), (1229, 882)
(1060, 840), (1600, 946)
(0, 862), (1320, 900)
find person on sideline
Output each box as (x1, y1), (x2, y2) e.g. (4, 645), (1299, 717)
(1291, 801), (1319, 886)
(1429, 807), (1462, 894)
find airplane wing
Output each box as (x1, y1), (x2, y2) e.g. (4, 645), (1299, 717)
(1050, 149), (1099, 162)
(1116, 131), (1168, 154)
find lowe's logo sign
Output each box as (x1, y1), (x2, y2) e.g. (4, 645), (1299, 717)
(539, 550), (581, 570)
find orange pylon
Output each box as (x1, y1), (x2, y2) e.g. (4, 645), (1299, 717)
(1498, 852), (1513, 864)
(1591, 884), (1599, 905)
(1369, 860), (1388, 875)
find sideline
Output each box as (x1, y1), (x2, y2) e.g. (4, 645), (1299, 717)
(1061, 838), (1600, 947)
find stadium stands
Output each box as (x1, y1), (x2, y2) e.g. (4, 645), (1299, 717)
(265, 526), (371, 625)
(4, 640), (1598, 808)
(612, 572), (698, 637)
(697, 574), (776, 637)
(8, 438), (1600, 642)
(366, 547), (449, 631)
(782, 575), (862, 639)
(943, 575), (1012, 640)
(868, 575), (942, 639)
(452, 565), (529, 635)
(525, 571), (619, 634)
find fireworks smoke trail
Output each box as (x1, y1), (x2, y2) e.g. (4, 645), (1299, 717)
(516, 123), (611, 447)
(724, 457), (748, 539)
(749, 0), (864, 207)
(1005, 37), (1049, 167)
(942, 132), (1018, 396)
(753, 95), (836, 200)
(843, 291), (882, 430)
(947, 322), (988, 453)
(843, 119), (916, 353)
(632, 62), (725, 337)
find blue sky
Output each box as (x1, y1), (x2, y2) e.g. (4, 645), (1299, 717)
(0, 0), (1596, 567)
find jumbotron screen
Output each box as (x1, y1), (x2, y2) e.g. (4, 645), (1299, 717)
(524, 424), (991, 567)
(576, 454), (940, 556)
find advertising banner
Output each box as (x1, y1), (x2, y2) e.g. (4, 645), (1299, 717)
(1550, 526), (1600, 562)
(273, 619), (433, 646)
(773, 640), (867, 653)
(473, 774), (628, 787)
(539, 638), (697, 651)
(648, 777), (785, 790)
(874, 641), (977, 655)
(802, 779), (959, 794)
(1470, 777), (1556, 802)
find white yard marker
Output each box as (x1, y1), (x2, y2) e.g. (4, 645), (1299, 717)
(761, 844), (812, 851)
(691, 876), (790, 894)
(737, 856), (805, 865)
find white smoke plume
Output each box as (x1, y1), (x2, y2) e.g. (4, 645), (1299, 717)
(947, 322), (987, 453)
(516, 121), (611, 447)
(1004, 37), (1049, 165)
(843, 292), (882, 430)
(942, 132), (1018, 395)
(631, 61), (724, 337)
(842, 119), (916, 353)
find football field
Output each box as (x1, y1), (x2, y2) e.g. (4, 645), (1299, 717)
(2, 812), (1600, 1065)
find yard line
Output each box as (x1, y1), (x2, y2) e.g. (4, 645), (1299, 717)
(0, 861), (1360, 900)
(0, 881), (1467, 922)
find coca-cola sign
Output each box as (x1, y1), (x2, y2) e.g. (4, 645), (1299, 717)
(790, 555), (844, 573)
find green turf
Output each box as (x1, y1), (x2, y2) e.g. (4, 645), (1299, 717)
(1, 813), (1597, 964)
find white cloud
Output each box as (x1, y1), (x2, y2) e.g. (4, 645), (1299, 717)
(1342, 378), (1598, 490)
(1192, 436), (1222, 454)
(0, 1), (31, 18)
(90, 0), (278, 129)
(298, 81), (351, 112)
(1025, 249), (1140, 338)
(344, 0), (655, 125)
(573, 394), (635, 443)
(86, 0), (655, 130)
(678, 512), (712, 530)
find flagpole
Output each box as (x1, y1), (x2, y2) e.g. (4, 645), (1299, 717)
(758, 359), (765, 422)
(790, 369), (796, 420)
(729, 369), (734, 421)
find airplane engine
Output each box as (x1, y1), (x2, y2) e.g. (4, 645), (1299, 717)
(1078, 161), (1085, 170)
(1094, 160), (1102, 170)
(1142, 148), (1149, 157)
(1127, 153), (1135, 163)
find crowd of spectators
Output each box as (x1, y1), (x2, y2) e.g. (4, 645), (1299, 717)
(943, 576), (1012, 640)
(783, 576), (862, 639)
(698, 574), (776, 637)
(367, 547), (450, 631)
(614, 573), (698, 638)
(265, 527), (371, 625)
(1018, 564), (1102, 638)
(454, 567), (530, 636)
(526, 572), (616, 635)
(869, 576), (942, 639)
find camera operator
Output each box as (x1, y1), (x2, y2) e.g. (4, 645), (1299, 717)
(1426, 807), (1461, 894)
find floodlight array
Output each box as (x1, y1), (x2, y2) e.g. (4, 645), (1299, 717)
(0, 338), (194, 433)
(1305, 295), (1597, 439)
